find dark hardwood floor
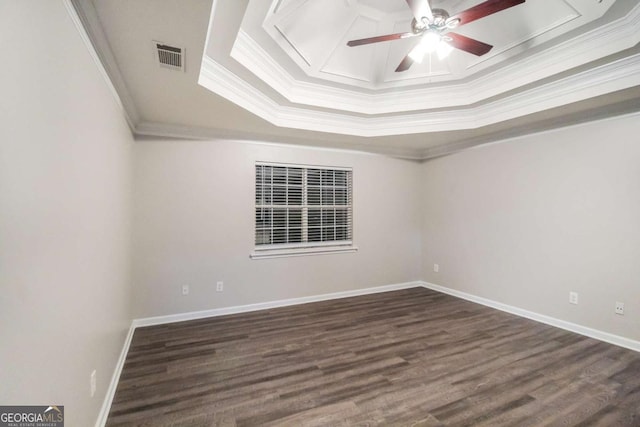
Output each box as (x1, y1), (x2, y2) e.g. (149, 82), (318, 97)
(106, 287), (640, 426)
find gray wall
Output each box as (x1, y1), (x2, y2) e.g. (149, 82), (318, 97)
(132, 139), (422, 318)
(2, 3), (639, 425)
(0, 1), (133, 425)
(421, 114), (640, 341)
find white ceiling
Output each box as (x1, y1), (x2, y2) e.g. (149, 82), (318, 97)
(74, 0), (640, 159)
(256, 0), (608, 88)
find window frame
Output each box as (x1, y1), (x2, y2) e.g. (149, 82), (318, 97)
(251, 162), (357, 259)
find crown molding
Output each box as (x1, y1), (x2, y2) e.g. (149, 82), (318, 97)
(65, 0), (640, 159)
(199, 50), (640, 137)
(135, 106), (640, 162)
(228, 3), (640, 115)
(230, 29), (469, 113)
(420, 107), (640, 160)
(66, 0), (140, 128)
(134, 121), (423, 160)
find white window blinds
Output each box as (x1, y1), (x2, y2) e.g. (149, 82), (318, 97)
(255, 163), (353, 248)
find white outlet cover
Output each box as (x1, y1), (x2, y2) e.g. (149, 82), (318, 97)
(433, 264), (439, 273)
(615, 302), (624, 315)
(90, 370), (97, 397)
(182, 284), (189, 295)
(569, 292), (578, 305)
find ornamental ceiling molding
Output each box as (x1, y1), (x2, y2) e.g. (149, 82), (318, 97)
(199, 52), (640, 137)
(198, 1), (640, 136)
(230, 6), (640, 115)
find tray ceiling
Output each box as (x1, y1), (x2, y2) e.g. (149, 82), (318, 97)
(73, 0), (640, 158)
(260, 0), (592, 88)
(200, 0), (640, 137)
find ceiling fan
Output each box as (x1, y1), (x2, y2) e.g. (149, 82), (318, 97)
(347, 0), (526, 72)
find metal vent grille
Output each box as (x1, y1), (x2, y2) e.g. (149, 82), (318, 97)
(153, 41), (185, 72)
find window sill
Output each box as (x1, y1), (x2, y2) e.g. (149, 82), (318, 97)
(250, 245), (358, 260)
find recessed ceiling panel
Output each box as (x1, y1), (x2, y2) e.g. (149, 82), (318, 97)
(430, 0), (471, 12)
(259, 0), (611, 90)
(274, 0), (355, 68)
(320, 16), (379, 82)
(458, 0), (581, 69)
(359, 0), (409, 14)
(273, 0), (298, 14)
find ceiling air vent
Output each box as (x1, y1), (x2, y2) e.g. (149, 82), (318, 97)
(153, 41), (185, 72)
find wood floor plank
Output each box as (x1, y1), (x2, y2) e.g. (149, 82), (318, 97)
(106, 287), (640, 426)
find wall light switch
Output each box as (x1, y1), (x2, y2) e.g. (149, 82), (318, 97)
(181, 284), (189, 296)
(433, 264), (439, 273)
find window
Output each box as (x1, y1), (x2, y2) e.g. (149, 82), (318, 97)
(252, 163), (355, 258)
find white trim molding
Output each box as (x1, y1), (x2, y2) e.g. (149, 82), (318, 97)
(231, 2), (640, 116)
(69, 0), (640, 158)
(133, 281), (421, 328)
(94, 324), (136, 427)
(251, 245), (358, 259)
(420, 281), (640, 353)
(65, 0), (139, 130)
(198, 0), (640, 136)
(97, 279), (639, 425)
(199, 52), (640, 137)
(95, 281), (419, 425)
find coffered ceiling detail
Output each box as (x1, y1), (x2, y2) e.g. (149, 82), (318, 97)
(199, 0), (640, 136)
(72, 0), (640, 158)
(262, 0), (583, 88)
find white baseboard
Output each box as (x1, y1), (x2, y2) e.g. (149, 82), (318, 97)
(97, 279), (639, 425)
(95, 323), (136, 427)
(420, 281), (640, 353)
(133, 281), (422, 328)
(96, 281), (421, 425)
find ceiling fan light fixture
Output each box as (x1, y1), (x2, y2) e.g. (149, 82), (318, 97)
(422, 30), (441, 53)
(409, 31), (439, 62)
(409, 30), (446, 63)
(408, 43), (427, 63)
(437, 40), (454, 59)
(347, 0), (525, 72)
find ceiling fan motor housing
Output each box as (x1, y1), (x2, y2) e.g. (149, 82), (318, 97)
(431, 9), (450, 27)
(411, 8), (450, 33)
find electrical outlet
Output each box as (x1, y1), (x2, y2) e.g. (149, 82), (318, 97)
(615, 302), (624, 315)
(433, 264), (439, 273)
(216, 281), (224, 292)
(181, 284), (189, 296)
(569, 291), (578, 305)
(90, 370), (96, 397)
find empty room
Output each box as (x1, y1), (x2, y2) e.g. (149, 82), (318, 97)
(2, 0), (640, 426)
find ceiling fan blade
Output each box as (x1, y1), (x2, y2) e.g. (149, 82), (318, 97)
(447, 32), (493, 56)
(405, 0), (433, 22)
(395, 54), (414, 72)
(395, 37), (423, 72)
(347, 31), (418, 47)
(449, 0), (525, 26)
